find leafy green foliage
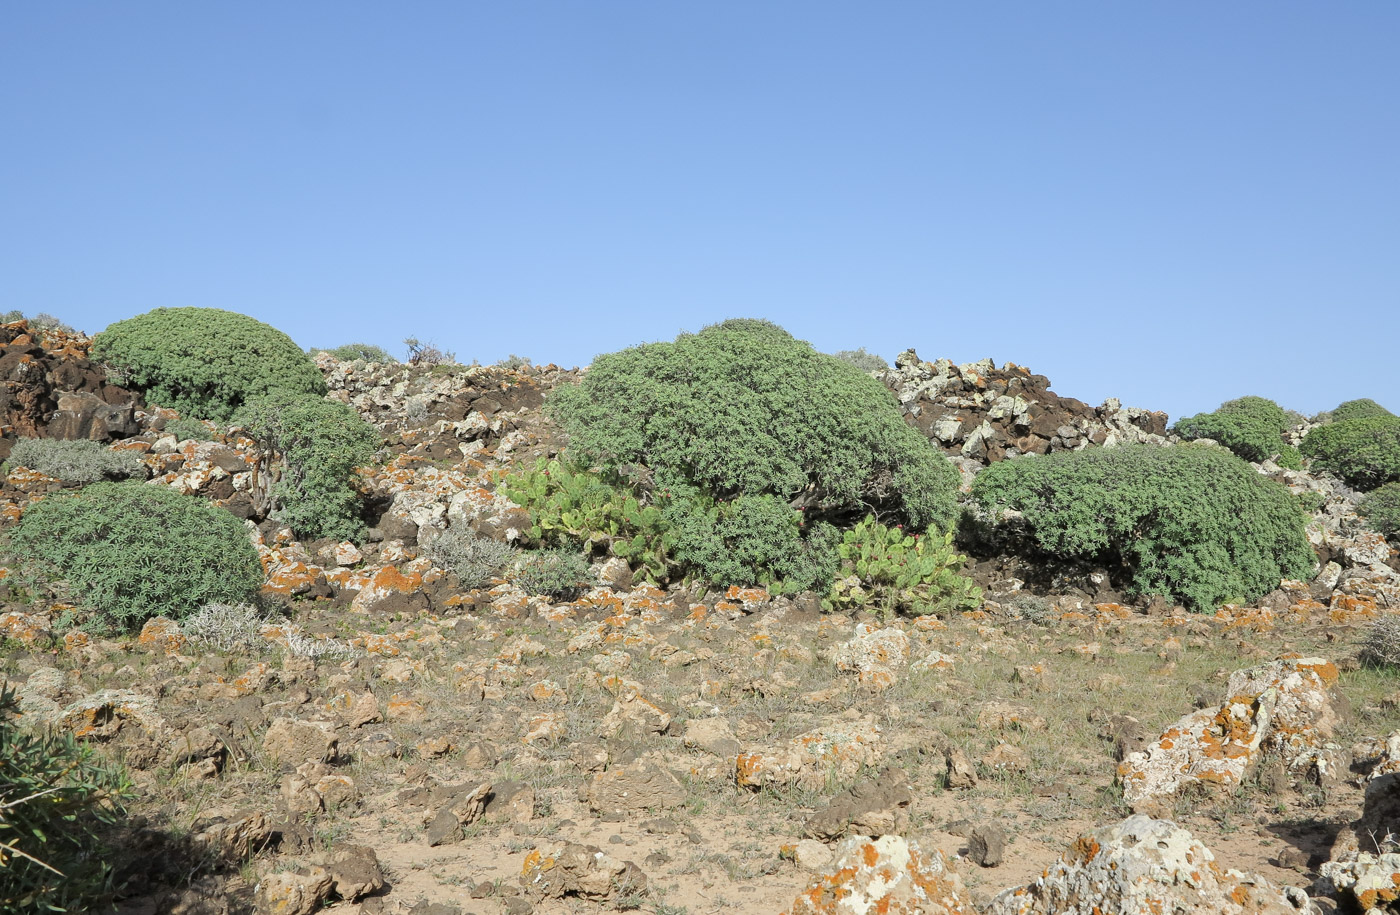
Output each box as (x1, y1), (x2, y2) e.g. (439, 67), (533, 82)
(0, 686), (132, 913)
(423, 527), (516, 589)
(551, 320), (957, 530)
(503, 459), (673, 583)
(236, 392), (379, 542)
(1173, 396), (1297, 465)
(12, 482), (263, 629)
(971, 443), (1316, 611)
(832, 347), (890, 373)
(1301, 416), (1400, 491)
(661, 490), (842, 594)
(1332, 398), (1394, 423)
(320, 343), (394, 363)
(92, 307), (327, 421)
(513, 548), (592, 599)
(1361, 483), (1400, 540)
(7, 438), (145, 483)
(824, 517), (982, 617)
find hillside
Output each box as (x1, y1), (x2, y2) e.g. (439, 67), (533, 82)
(2, 314), (1399, 915)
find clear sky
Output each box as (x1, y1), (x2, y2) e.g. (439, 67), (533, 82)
(3, 3), (1396, 422)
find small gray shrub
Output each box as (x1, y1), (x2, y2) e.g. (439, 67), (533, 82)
(8, 438), (146, 483)
(1006, 592), (1054, 625)
(424, 527), (516, 589)
(513, 548), (592, 600)
(164, 416), (215, 442)
(499, 354), (531, 371)
(279, 628), (362, 662)
(833, 347), (890, 373)
(1362, 615), (1400, 668)
(180, 602), (272, 654)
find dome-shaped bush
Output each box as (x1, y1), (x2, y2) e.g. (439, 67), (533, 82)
(1331, 398), (1394, 423)
(1173, 395), (1299, 467)
(92, 307), (326, 421)
(971, 443), (1315, 611)
(12, 482), (263, 629)
(546, 319), (961, 592)
(1302, 415), (1400, 491)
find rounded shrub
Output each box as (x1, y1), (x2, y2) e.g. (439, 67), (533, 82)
(1301, 415), (1400, 491)
(1173, 396), (1296, 465)
(1360, 483), (1400, 540)
(548, 320), (960, 592)
(12, 482), (263, 629)
(92, 307), (326, 421)
(236, 392), (379, 542)
(7, 438), (146, 483)
(1332, 398), (1394, 423)
(971, 443), (1316, 611)
(513, 548), (592, 600)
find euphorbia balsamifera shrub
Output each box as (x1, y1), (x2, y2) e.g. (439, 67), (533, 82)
(1361, 483), (1400, 541)
(93, 307), (326, 421)
(971, 443), (1315, 611)
(1331, 398), (1394, 423)
(548, 320), (959, 590)
(1301, 415), (1400, 491)
(1173, 395), (1301, 468)
(236, 391), (379, 541)
(12, 482), (262, 629)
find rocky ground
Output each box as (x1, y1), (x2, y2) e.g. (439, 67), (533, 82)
(4, 326), (1400, 914)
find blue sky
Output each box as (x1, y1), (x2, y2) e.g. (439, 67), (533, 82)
(3, 3), (1396, 421)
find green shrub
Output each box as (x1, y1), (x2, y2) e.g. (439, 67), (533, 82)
(1301, 416), (1400, 491)
(321, 343), (394, 363)
(7, 438), (145, 483)
(503, 459), (674, 584)
(1173, 396), (1295, 465)
(163, 415), (216, 442)
(236, 392), (379, 542)
(971, 443), (1316, 611)
(513, 548), (592, 600)
(12, 482), (263, 629)
(661, 489), (842, 594)
(423, 527), (516, 589)
(1332, 398), (1394, 423)
(832, 347), (890, 373)
(0, 685), (132, 913)
(1361, 483), (1400, 540)
(824, 517), (982, 617)
(92, 307), (326, 421)
(548, 320), (959, 591)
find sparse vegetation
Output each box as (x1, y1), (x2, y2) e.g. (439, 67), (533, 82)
(92, 307), (327, 421)
(1361, 615), (1400, 668)
(321, 343), (395, 363)
(832, 347), (889, 373)
(7, 438), (145, 483)
(971, 443), (1316, 610)
(404, 337), (456, 366)
(11, 482), (263, 629)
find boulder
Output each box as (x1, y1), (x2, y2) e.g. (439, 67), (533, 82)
(986, 815), (1311, 915)
(785, 834), (973, 915)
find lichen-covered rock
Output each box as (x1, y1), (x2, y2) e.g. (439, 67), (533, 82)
(784, 834), (973, 915)
(986, 815), (1311, 915)
(1318, 852), (1400, 913)
(1119, 656), (1339, 812)
(737, 717), (884, 790)
(521, 842), (648, 903)
(833, 623), (909, 690)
